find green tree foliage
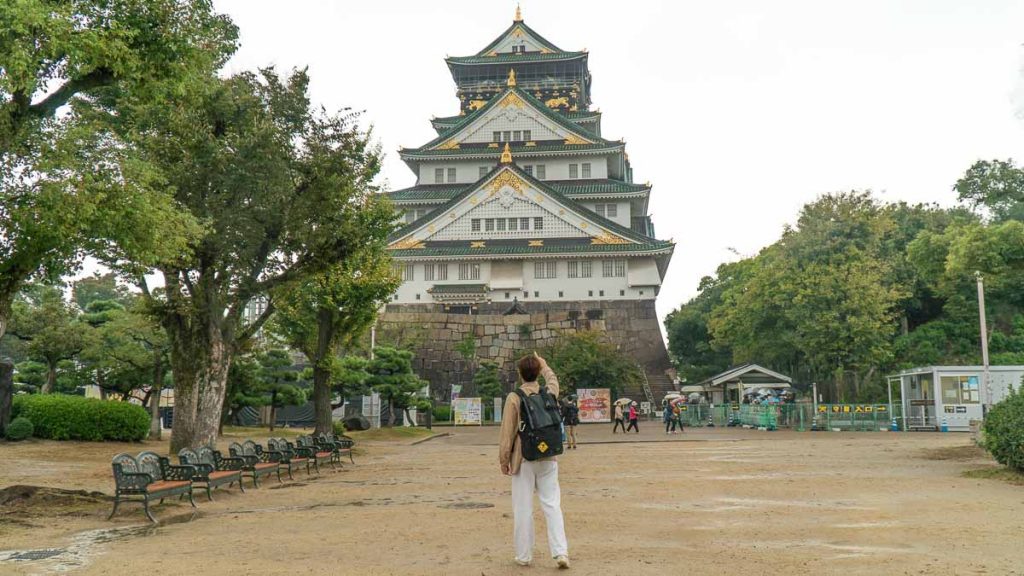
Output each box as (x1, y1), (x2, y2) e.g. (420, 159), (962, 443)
(0, 0), (237, 343)
(124, 68), (387, 452)
(667, 177), (1024, 402)
(473, 360), (502, 399)
(270, 236), (399, 434)
(542, 331), (641, 396)
(256, 349), (306, 432)
(6, 285), (90, 393)
(954, 159), (1024, 222)
(222, 353), (264, 428)
(982, 385), (1024, 472)
(73, 273), (132, 310)
(365, 347), (427, 427)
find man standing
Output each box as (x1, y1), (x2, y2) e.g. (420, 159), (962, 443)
(499, 353), (570, 569)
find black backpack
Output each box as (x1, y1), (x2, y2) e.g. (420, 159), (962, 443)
(515, 387), (564, 461)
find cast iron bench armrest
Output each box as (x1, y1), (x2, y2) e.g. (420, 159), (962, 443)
(293, 446), (316, 458)
(192, 462), (215, 476)
(263, 450), (286, 463)
(215, 455), (246, 471)
(115, 472), (154, 491)
(164, 464), (197, 482)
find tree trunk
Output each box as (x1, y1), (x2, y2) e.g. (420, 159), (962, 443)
(42, 362), (57, 394)
(149, 357), (163, 440)
(269, 404), (277, 432)
(0, 360), (13, 434)
(387, 399), (396, 427)
(168, 319), (232, 452)
(312, 307), (336, 435)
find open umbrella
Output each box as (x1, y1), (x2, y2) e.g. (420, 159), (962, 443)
(614, 398), (633, 406)
(663, 392), (684, 401)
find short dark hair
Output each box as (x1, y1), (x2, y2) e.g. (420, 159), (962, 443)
(517, 355), (542, 382)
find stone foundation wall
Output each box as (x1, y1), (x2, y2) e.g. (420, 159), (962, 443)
(378, 300), (676, 402)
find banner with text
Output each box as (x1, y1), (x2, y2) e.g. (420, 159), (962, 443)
(577, 388), (612, 423)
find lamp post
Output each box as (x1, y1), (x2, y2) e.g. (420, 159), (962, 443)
(976, 272), (991, 414)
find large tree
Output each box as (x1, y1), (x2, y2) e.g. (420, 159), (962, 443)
(0, 0), (237, 343)
(126, 68), (385, 451)
(270, 241), (399, 434)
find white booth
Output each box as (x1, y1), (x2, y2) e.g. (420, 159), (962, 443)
(890, 365), (1023, 431)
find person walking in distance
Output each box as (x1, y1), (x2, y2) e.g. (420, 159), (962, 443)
(612, 402), (626, 433)
(663, 402), (677, 435)
(562, 397), (580, 449)
(626, 401), (640, 433)
(499, 353), (570, 569)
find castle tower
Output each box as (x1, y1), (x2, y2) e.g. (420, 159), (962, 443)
(382, 10), (676, 401)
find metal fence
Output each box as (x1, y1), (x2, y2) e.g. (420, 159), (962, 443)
(666, 403), (904, 432)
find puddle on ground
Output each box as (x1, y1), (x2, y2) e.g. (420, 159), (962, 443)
(0, 510), (199, 573)
(438, 502), (494, 510)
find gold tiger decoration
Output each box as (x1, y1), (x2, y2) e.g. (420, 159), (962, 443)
(545, 97), (569, 109)
(468, 99), (487, 111)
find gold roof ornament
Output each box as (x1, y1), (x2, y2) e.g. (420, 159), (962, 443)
(500, 142), (513, 164)
(514, 3), (522, 21)
(507, 68), (517, 87)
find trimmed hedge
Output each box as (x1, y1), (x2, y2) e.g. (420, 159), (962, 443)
(12, 394), (150, 441)
(433, 405), (451, 422)
(982, 387), (1024, 472)
(5, 417), (33, 441)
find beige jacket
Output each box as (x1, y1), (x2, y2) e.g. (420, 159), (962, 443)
(498, 365), (559, 475)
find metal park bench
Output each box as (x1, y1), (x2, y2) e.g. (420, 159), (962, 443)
(109, 451), (196, 523)
(266, 437), (313, 480)
(178, 446), (246, 500)
(296, 435), (337, 472)
(315, 432), (355, 465)
(229, 440), (283, 487)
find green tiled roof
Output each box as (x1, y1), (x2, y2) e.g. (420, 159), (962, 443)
(428, 283), (489, 294)
(448, 51), (587, 65)
(385, 179), (649, 203)
(402, 141), (622, 162)
(391, 239), (672, 259)
(563, 111), (601, 120)
(388, 163), (665, 247)
(406, 85), (613, 154)
(474, 21), (564, 57)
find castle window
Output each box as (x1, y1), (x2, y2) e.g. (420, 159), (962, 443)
(496, 218), (506, 231)
(567, 260), (592, 279)
(508, 218), (518, 231)
(479, 166), (489, 178)
(595, 203), (617, 218)
(424, 263), (435, 281)
(523, 165), (533, 176)
(599, 290), (604, 297)
(535, 165), (546, 180)
(620, 290), (625, 296)
(458, 263), (480, 280)
(534, 217), (543, 230)
(558, 291), (564, 298)
(588, 290), (593, 297)
(415, 293), (420, 300)
(434, 168), (444, 184)
(404, 211), (416, 224)
(471, 219), (481, 232)
(503, 130), (511, 142)
(602, 259), (626, 277)
(485, 218), (495, 232)
(569, 164), (578, 179)
(520, 217), (530, 230)
(403, 264), (415, 281)
(436, 262), (448, 280)
(534, 261), (557, 279)
(534, 291), (539, 298)
(447, 167), (456, 183)
(505, 292), (510, 299)
(493, 131), (501, 142)
(582, 163), (591, 178)
(523, 130), (532, 141)
(513, 130), (521, 141)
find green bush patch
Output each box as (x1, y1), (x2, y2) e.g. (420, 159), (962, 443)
(12, 395), (149, 441)
(982, 387), (1024, 473)
(5, 417), (34, 441)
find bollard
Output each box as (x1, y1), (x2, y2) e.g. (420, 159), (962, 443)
(706, 410), (715, 427)
(940, 417), (949, 433)
(890, 417), (899, 432)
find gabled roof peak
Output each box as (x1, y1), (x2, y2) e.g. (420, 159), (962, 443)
(514, 3), (522, 22)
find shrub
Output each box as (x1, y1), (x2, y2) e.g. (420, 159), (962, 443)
(433, 405), (451, 422)
(12, 394), (150, 441)
(332, 419), (346, 436)
(982, 387), (1024, 472)
(5, 417), (34, 441)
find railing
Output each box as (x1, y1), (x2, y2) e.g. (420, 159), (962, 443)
(667, 403), (906, 432)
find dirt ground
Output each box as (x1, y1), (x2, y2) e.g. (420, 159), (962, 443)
(1, 423), (1022, 575)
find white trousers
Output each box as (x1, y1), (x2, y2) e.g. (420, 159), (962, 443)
(512, 460), (568, 562)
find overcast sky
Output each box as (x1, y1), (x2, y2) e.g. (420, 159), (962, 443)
(211, 0), (1024, 321)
